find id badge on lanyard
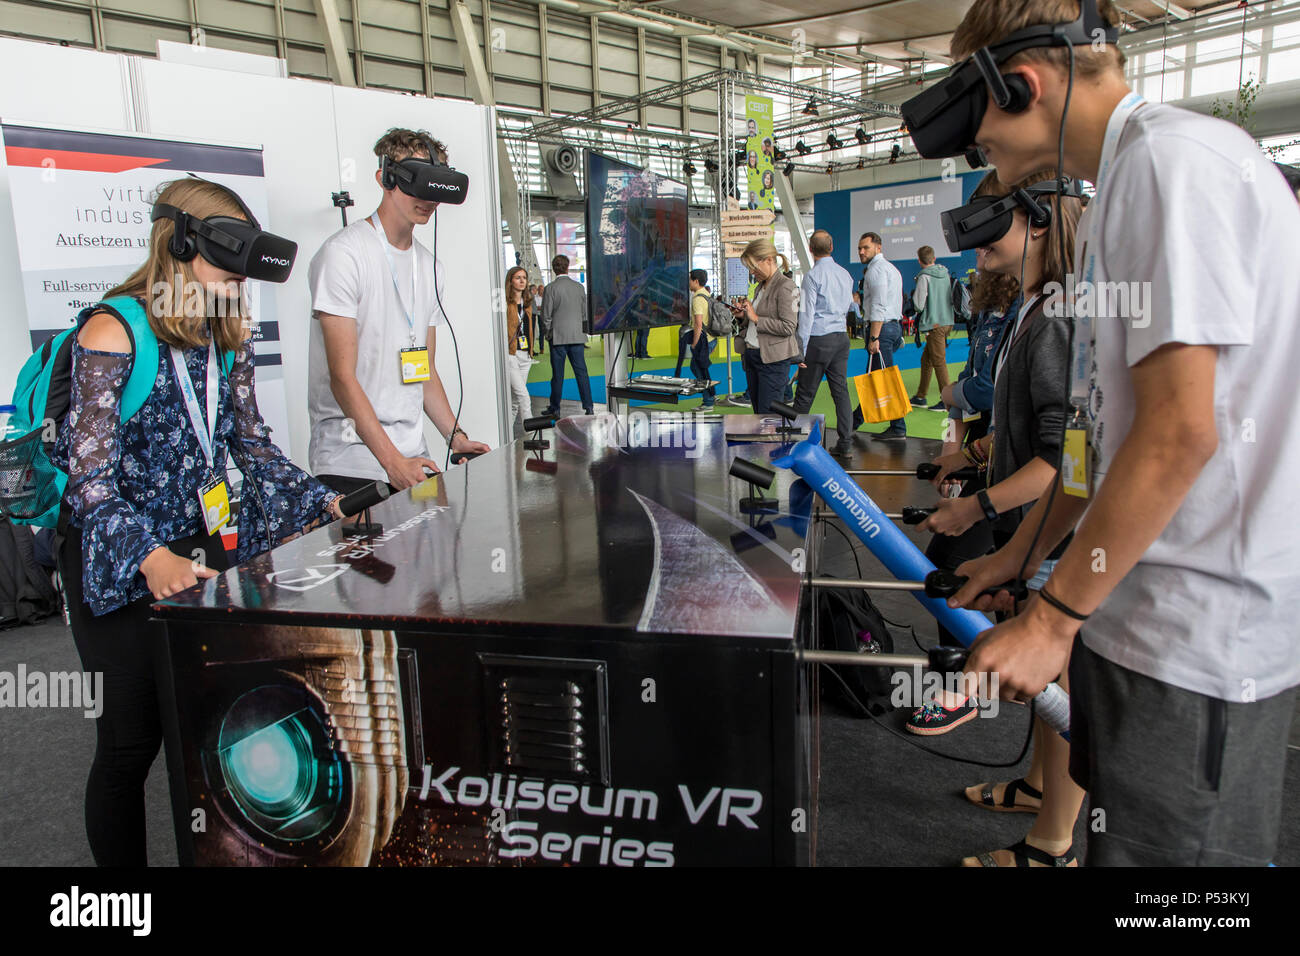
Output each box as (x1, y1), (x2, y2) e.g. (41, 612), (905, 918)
(370, 214), (429, 384)
(170, 344), (230, 535)
(1064, 91), (1146, 499)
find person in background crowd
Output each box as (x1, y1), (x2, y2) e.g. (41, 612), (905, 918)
(921, 167), (1085, 867)
(792, 230), (854, 457)
(633, 324), (651, 360)
(731, 238), (799, 414)
(687, 269), (716, 409)
(911, 245), (955, 409)
(540, 254), (594, 417)
(308, 127), (490, 496)
(852, 231), (907, 440)
(503, 265), (533, 433)
(56, 178), (345, 866)
(1277, 162), (1300, 203)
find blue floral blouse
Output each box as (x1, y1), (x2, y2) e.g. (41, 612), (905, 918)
(53, 322), (337, 616)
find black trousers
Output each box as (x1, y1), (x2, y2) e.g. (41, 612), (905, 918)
(793, 331), (852, 446)
(60, 521), (228, 866)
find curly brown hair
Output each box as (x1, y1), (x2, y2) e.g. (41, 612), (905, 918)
(373, 128), (448, 166)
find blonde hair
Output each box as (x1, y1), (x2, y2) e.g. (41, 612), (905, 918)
(105, 178), (249, 352)
(740, 238), (790, 279)
(972, 168), (1082, 298)
(951, 0), (1125, 78)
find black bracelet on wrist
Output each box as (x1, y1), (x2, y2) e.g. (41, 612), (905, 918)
(976, 489), (998, 523)
(1037, 586), (1090, 622)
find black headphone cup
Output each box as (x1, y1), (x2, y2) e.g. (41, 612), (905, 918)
(1001, 73), (1033, 114)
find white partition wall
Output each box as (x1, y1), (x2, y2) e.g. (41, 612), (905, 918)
(0, 35), (506, 467)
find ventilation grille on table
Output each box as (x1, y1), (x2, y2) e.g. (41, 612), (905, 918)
(479, 655), (610, 786)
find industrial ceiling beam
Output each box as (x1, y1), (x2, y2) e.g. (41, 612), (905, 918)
(310, 0), (357, 87)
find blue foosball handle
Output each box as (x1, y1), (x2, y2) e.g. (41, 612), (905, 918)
(771, 421), (1071, 739)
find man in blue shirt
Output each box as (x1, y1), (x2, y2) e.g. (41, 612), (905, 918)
(793, 230), (855, 457)
(853, 232), (907, 440)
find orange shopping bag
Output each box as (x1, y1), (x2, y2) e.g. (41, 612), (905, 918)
(852, 352), (910, 423)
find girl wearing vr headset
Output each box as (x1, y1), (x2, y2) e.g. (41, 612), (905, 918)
(53, 177), (344, 865)
(917, 168), (1085, 867)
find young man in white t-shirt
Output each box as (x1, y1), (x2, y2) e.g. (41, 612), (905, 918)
(308, 128), (489, 494)
(915, 0), (1300, 865)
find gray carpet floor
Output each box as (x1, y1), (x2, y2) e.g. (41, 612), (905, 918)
(1, 422), (1295, 867)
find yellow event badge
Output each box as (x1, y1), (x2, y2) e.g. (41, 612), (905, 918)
(400, 347), (431, 384)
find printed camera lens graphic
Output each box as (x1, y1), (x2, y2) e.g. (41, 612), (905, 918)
(216, 686), (344, 841)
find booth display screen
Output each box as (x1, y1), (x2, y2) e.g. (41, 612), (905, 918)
(584, 152), (688, 335)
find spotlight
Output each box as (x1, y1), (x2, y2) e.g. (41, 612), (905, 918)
(857, 158), (865, 170)
(795, 140), (810, 156)
(735, 148), (746, 166)
(773, 147), (787, 161)
(802, 98), (819, 117)
(783, 162), (795, 178)
(683, 161), (697, 177)
(889, 143), (901, 164)
(826, 164), (834, 175)
(854, 127), (870, 145)
(826, 133), (842, 150)
(704, 157), (718, 173)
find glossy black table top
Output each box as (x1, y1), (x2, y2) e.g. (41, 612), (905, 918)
(155, 414), (819, 645)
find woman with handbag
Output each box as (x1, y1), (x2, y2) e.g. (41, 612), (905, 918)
(730, 239), (799, 414)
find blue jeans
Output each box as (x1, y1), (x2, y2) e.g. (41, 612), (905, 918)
(549, 343), (594, 413)
(689, 334), (714, 406)
(746, 348), (792, 415)
(876, 319), (906, 435)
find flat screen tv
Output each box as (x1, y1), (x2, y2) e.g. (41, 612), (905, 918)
(584, 151), (689, 335)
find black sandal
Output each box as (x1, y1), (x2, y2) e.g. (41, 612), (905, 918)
(966, 777), (1042, 814)
(975, 840), (1076, 867)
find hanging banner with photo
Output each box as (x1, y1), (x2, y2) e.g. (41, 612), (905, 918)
(0, 121), (289, 443)
(743, 96), (777, 223)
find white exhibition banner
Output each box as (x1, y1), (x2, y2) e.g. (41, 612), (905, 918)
(0, 121), (290, 444)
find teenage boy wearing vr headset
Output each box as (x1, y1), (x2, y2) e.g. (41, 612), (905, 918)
(904, 0), (1300, 866)
(308, 128), (489, 496)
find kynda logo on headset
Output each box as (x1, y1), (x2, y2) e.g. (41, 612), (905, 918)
(260, 254), (291, 267)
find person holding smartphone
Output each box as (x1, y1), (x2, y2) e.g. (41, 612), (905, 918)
(730, 239), (799, 414)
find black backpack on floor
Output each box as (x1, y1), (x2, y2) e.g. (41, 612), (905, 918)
(0, 517), (61, 628)
(802, 584), (896, 716)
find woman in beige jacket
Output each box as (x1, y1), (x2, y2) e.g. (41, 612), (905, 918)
(733, 238), (800, 413)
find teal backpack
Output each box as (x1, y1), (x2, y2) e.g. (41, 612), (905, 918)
(0, 295), (232, 528)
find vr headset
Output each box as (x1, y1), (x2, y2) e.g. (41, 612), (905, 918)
(379, 135), (469, 205)
(152, 180), (298, 283)
(940, 177), (1083, 252)
(900, 0), (1118, 161)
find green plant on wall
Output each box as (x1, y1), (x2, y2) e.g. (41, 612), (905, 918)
(1211, 75), (1260, 134)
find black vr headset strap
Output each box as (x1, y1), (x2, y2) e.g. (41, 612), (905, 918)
(183, 173), (263, 228)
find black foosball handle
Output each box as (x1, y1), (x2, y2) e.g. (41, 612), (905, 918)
(916, 462), (980, 482)
(923, 569), (1031, 602)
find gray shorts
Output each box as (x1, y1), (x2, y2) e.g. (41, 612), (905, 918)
(1068, 634), (1296, 866)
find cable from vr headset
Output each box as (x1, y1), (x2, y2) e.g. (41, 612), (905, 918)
(431, 208), (467, 472)
(1010, 42), (1078, 617)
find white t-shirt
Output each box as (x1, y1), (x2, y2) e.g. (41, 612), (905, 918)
(1080, 101), (1300, 701)
(307, 216), (446, 481)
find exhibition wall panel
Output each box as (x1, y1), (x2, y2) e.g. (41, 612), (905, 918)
(0, 35), (506, 467)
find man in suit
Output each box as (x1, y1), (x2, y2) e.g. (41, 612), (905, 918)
(540, 254), (593, 416)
